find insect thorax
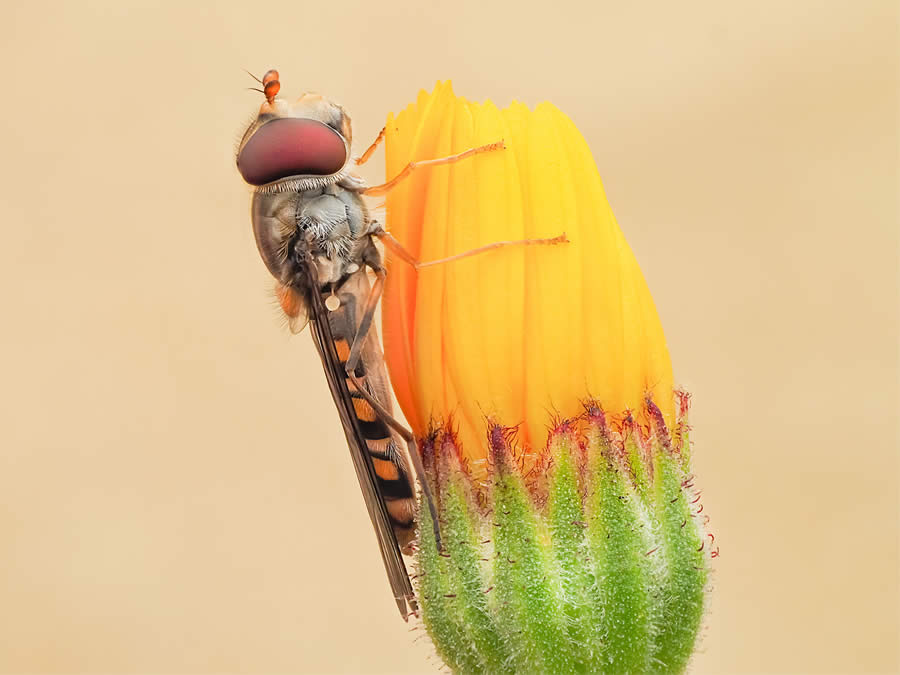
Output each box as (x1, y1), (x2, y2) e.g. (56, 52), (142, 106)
(251, 183), (371, 287)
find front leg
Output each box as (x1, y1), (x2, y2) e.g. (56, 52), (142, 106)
(361, 141), (505, 197)
(356, 126), (385, 166)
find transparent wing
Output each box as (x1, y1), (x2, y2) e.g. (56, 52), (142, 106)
(305, 276), (416, 618)
(287, 303), (309, 334)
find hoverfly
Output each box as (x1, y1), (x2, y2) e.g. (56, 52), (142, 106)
(236, 70), (566, 618)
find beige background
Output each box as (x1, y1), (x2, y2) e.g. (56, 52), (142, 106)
(1, 1), (897, 673)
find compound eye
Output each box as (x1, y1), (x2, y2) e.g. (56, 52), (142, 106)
(237, 118), (348, 186)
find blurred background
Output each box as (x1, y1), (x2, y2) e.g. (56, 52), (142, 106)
(1, 1), (897, 672)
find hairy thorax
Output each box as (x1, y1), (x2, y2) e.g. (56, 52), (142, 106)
(250, 181), (371, 286)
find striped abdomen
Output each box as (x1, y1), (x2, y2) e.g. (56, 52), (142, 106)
(285, 269), (416, 549)
(330, 332), (416, 545)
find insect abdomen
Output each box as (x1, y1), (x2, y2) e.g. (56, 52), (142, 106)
(331, 333), (416, 543)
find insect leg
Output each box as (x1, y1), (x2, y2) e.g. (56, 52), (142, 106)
(361, 141), (505, 197)
(347, 371), (443, 550)
(356, 126), (385, 166)
(343, 283), (444, 554)
(372, 225), (569, 270)
(345, 268), (385, 376)
(340, 255), (441, 546)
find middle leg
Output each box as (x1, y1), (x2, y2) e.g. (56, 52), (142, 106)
(371, 224), (569, 270)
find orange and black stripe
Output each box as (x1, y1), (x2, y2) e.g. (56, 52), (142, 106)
(331, 334), (415, 531)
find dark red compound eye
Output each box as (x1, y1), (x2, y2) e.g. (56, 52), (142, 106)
(237, 118), (348, 186)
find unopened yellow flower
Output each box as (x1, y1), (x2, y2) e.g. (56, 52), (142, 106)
(381, 81), (674, 460)
(379, 83), (711, 675)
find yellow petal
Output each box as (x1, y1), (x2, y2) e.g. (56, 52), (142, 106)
(382, 84), (674, 461)
(383, 82), (455, 434)
(520, 102), (586, 452)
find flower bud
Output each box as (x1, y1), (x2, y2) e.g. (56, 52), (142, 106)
(382, 83), (713, 673)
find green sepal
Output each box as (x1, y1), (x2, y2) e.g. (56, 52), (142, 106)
(436, 436), (509, 672)
(623, 416), (651, 498)
(490, 425), (571, 674)
(648, 440), (708, 673)
(417, 438), (485, 674)
(585, 411), (656, 673)
(414, 398), (712, 675)
(546, 425), (599, 673)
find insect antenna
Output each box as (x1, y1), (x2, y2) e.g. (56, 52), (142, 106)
(243, 68), (264, 84)
(242, 68), (281, 104)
